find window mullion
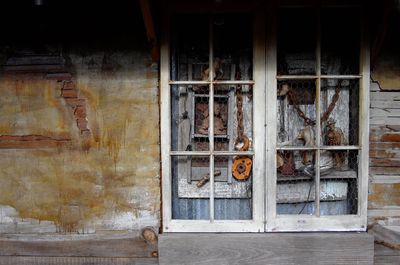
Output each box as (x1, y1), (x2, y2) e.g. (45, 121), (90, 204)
(208, 17), (215, 222)
(315, 6), (322, 217)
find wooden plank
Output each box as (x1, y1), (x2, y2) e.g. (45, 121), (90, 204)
(370, 149), (400, 159)
(370, 108), (400, 117)
(368, 207), (400, 217)
(370, 117), (400, 126)
(159, 233), (374, 265)
(374, 255), (400, 265)
(0, 257), (158, 265)
(370, 175), (400, 184)
(371, 101), (400, 109)
(375, 242), (400, 256)
(370, 167), (400, 175)
(370, 91), (400, 101)
(0, 233), (157, 258)
(370, 158), (400, 167)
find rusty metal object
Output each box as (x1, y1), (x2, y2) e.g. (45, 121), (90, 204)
(232, 68), (252, 181)
(234, 135), (250, 152)
(232, 156), (252, 181)
(287, 82), (342, 126)
(326, 118), (346, 169)
(277, 151), (295, 176)
(197, 170), (222, 188)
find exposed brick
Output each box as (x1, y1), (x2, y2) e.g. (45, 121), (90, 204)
(61, 89), (78, 98)
(65, 98), (85, 107)
(46, 73), (72, 81)
(63, 81), (75, 90)
(77, 119), (88, 130)
(81, 129), (91, 138)
(74, 105), (86, 119)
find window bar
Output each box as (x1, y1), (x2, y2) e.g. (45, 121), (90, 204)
(314, 6), (321, 217)
(208, 17), (215, 222)
(169, 80), (254, 85)
(276, 75), (362, 80)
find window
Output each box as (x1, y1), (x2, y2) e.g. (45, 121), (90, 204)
(161, 4), (369, 232)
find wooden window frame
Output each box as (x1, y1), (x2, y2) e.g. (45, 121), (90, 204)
(160, 9), (266, 232)
(265, 5), (370, 232)
(160, 3), (369, 233)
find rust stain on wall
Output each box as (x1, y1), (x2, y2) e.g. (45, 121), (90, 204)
(0, 52), (160, 233)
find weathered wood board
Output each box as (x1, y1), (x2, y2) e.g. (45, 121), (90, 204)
(159, 233), (374, 265)
(0, 232), (157, 258)
(0, 257), (158, 265)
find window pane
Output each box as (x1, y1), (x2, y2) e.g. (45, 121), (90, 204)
(171, 85), (210, 151)
(213, 14), (253, 80)
(214, 155), (253, 220)
(172, 155), (210, 220)
(277, 8), (316, 75)
(277, 150), (316, 215)
(170, 15), (209, 81)
(214, 85), (253, 152)
(321, 8), (360, 75)
(277, 80), (317, 148)
(320, 79), (359, 147)
(319, 150), (359, 215)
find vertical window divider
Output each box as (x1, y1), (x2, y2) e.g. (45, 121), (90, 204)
(315, 6), (322, 217)
(208, 17), (215, 222)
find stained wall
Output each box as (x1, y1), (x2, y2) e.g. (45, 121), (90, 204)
(0, 1), (160, 234)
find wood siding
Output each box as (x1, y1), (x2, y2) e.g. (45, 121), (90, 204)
(368, 81), (400, 224)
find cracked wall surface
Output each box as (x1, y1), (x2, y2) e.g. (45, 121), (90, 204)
(0, 50), (160, 234)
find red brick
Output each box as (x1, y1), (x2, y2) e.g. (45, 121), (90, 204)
(61, 89), (78, 98)
(65, 98), (85, 107)
(74, 105), (86, 119)
(63, 81), (75, 90)
(46, 73), (72, 81)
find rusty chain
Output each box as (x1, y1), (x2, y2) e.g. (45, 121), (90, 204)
(287, 81), (342, 126)
(235, 69), (245, 144)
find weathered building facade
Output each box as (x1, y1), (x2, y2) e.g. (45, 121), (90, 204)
(0, 0), (399, 264)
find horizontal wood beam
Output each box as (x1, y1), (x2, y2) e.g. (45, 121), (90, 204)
(140, 0), (159, 63)
(0, 232), (158, 258)
(159, 232), (374, 265)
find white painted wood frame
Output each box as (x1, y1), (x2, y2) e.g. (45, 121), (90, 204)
(161, 3), (369, 233)
(265, 5), (370, 232)
(160, 9), (266, 232)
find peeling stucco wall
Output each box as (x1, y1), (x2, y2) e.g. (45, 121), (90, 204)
(0, 51), (160, 234)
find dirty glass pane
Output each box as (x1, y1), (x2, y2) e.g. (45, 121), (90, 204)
(170, 15), (209, 81)
(277, 150), (316, 215)
(319, 150), (359, 215)
(277, 80), (317, 148)
(321, 8), (360, 75)
(277, 8), (316, 75)
(214, 155), (253, 220)
(213, 85), (253, 152)
(213, 14), (253, 80)
(171, 85), (209, 151)
(320, 79), (359, 146)
(172, 155), (210, 220)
